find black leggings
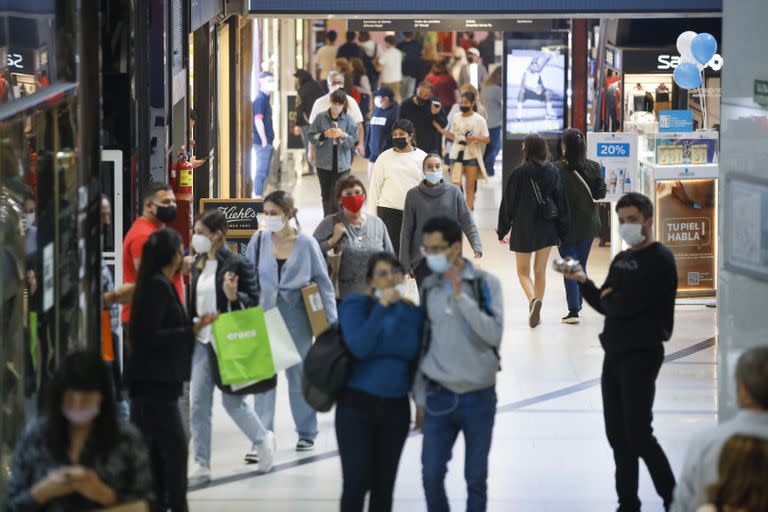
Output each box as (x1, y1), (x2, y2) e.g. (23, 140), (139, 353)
(335, 389), (411, 512)
(377, 207), (404, 260)
(317, 168), (350, 217)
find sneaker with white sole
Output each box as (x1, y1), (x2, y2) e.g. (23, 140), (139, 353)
(296, 439), (315, 452)
(257, 431), (276, 473)
(188, 463), (211, 486)
(561, 311), (580, 324)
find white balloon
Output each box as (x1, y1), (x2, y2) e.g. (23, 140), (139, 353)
(680, 54), (706, 71)
(677, 31), (698, 62)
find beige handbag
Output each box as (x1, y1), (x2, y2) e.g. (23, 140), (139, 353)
(326, 248), (343, 299)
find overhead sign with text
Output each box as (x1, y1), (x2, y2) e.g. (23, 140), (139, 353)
(348, 19), (561, 32)
(587, 132), (638, 202)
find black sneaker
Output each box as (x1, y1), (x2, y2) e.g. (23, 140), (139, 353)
(296, 439), (315, 452)
(561, 311), (580, 324)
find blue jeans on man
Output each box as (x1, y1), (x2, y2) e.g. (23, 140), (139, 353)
(483, 126), (502, 177)
(253, 144), (274, 197)
(558, 238), (594, 312)
(422, 384), (496, 512)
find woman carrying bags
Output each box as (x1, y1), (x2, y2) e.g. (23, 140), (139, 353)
(497, 133), (569, 329)
(337, 252), (423, 512)
(245, 190), (337, 454)
(553, 128), (606, 324)
(368, 119), (427, 259)
(313, 175), (394, 301)
(187, 210), (275, 485)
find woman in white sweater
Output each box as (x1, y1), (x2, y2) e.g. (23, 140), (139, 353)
(369, 119), (427, 259)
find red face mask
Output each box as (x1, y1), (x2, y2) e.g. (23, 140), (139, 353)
(341, 194), (365, 213)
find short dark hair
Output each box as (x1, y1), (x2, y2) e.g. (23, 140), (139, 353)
(330, 89), (348, 111)
(294, 69), (313, 85)
(384, 35), (397, 47)
(422, 216), (462, 245)
(392, 118), (416, 147)
(366, 252), (405, 283)
(345, 31), (356, 42)
(736, 347), (768, 409)
(616, 192), (654, 220)
(142, 182), (172, 205)
(196, 209), (228, 235)
(522, 133), (550, 165)
(326, 30), (337, 43)
(358, 31), (371, 42)
(422, 153), (443, 169)
(403, 31), (414, 39)
(335, 174), (367, 201)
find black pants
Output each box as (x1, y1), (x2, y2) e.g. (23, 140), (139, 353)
(377, 207), (404, 259)
(317, 168), (350, 217)
(601, 347), (675, 511)
(131, 395), (189, 512)
(335, 389), (411, 512)
(413, 259), (432, 293)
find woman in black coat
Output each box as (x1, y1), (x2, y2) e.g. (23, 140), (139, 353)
(127, 228), (215, 512)
(498, 133), (569, 329)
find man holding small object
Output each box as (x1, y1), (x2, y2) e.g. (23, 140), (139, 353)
(556, 192), (677, 512)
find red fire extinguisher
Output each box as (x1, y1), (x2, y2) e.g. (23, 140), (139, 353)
(178, 149), (193, 198)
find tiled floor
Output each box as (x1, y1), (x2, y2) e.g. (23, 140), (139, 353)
(188, 158), (718, 511)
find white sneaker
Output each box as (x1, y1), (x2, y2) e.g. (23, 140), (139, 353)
(188, 463), (211, 486)
(257, 431), (276, 473)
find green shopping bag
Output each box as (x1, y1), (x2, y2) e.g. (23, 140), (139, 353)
(212, 306), (276, 385)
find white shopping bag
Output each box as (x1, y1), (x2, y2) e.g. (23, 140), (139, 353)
(264, 307), (303, 372)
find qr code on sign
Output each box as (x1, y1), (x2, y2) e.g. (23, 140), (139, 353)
(688, 272), (701, 286)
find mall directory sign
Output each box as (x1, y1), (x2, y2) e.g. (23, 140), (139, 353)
(200, 199), (263, 256)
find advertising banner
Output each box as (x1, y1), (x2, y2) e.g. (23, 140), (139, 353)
(725, 173), (768, 282)
(658, 110), (694, 133)
(587, 132), (638, 202)
(200, 198), (263, 257)
(655, 179), (717, 294)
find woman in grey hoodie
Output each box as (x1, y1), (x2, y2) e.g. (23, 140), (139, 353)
(400, 154), (483, 289)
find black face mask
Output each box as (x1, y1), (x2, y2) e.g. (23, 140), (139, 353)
(415, 97), (426, 106)
(460, 106), (471, 113)
(154, 204), (178, 223)
(393, 137), (409, 150)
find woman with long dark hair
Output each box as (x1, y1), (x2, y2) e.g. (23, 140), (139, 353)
(127, 228), (215, 512)
(7, 350), (153, 511)
(497, 133), (569, 328)
(554, 128), (606, 324)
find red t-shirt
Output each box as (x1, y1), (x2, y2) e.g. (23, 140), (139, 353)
(121, 217), (185, 323)
(426, 72), (458, 110)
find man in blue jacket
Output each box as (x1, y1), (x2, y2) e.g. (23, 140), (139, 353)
(365, 86), (399, 179)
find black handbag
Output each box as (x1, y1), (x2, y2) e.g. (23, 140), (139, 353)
(531, 177), (559, 221)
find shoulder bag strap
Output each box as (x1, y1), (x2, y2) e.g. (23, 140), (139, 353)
(253, 232), (262, 290)
(530, 177), (544, 206)
(572, 169), (594, 200)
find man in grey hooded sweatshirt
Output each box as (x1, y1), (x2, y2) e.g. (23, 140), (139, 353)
(400, 153), (482, 290)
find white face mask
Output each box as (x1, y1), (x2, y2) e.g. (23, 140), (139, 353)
(329, 83), (342, 93)
(425, 171), (443, 185)
(374, 97), (384, 109)
(394, 282), (409, 297)
(62, 404), (100, 426)
(264, 215), (286, 233)
(191, 233), (213, 254)
(619, 223), (646, 247)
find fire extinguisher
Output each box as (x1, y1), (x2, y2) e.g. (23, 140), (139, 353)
(169, 149), (180, 192)
(178, 148), (193, 198)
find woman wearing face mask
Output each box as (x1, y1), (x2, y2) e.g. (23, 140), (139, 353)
(401, 154), (482, 290)
(336, 253), (423, 512)
(7, 350), (153, 512)
(126, 228), (216, 512)
(497, 133), (570, 329)
(313, 175), (394, 301)
(309, 89), (359, 217)
(438, 91), (491, 211)
(369, 119), (427, 259)
(187, 210), (275, 485)
(442, 83), (487, 167)
(245, 191), (337, 454)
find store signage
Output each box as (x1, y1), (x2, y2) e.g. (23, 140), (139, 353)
(658, 110), (693, 133)
(655, 165), (719, 180)
(623, 50), (722, 74)
(348, 18), (560, 32)
(199, 199), (263, 236)
(7, 53), (23, 69)
(6, 49), (35, 73)
(587, 132), (638, 203)
(754, 79), (768, 107)
(657, 54), (723, 72)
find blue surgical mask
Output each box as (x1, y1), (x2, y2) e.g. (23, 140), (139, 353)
(425, 171), (443, 185)
(426, 253), (451, 274)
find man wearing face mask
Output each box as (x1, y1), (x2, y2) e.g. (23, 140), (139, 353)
(308, 71), (365, 157)
(253, 71), (276, 198)
(413, 216), (503, 512)
(397, 81), (447, 155)
(558, 192), (678, 512)
(364, 87), (399, 180)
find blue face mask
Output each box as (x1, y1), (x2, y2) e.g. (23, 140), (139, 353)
(426, 252), (451, 274)
(425, 171), (443, 185)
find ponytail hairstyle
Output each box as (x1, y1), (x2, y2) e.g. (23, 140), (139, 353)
(562, 128), (587, 171)
(392, 118), (417, 148)
(264, 190), (301, 231)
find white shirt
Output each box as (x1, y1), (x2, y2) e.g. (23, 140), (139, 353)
(196, 259), (218, 343)
(378, 47), (403, 84)
(469, 63), (479, 89)
(360, 40), (379, 59)
(369, 147), (427, 212)
(315, 45), (338, 80)
(308, 92), (364, 125)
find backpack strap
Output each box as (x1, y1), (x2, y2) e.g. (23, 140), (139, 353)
(253, 232), (262, 290)
(470, 273), (501, 366)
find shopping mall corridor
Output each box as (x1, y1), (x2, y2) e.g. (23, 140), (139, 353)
(187, 159), (718, 511)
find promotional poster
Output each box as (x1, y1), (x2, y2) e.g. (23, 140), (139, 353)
(505, 34), (566, 136)
(656, 179), (717, 294)
(587, 132), (639, 202)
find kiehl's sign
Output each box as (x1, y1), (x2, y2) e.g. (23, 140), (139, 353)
(199, 199), (264, 236)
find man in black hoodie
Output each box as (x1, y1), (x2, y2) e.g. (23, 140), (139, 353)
(559, 192), (677, 512)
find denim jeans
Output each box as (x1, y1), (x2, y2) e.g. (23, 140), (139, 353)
(483, 126), (502, 177)
(299, 124), (315, 174)
(422, 384), (496, 512)
(191, 342), (268, 468)
(253, 296), (318, 444)
(253, 144), (274, 197)
(558, 238), (594, 312)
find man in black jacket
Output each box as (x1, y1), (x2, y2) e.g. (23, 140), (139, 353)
(398, 81), (447, 155)
(293, 70), (325, 176)
(559, 192), (677, 512)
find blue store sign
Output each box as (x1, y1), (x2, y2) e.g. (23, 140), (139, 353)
(658, 110), (694, 133)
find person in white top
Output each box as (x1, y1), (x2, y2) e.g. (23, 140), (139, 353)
(376, 35), (403, 101)
(315, 30), (338, 80)
(459, 47), (488, 91)
(308, 71), (365, 161)
(437, 91), (490, 210)
(187, 210), (276, 485)
(369, 119), (427, 258)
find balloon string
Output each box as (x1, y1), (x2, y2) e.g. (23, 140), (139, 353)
(701, 67), (708, 130)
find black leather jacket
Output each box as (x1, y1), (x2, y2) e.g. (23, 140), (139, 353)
(188, 246), (259, 318)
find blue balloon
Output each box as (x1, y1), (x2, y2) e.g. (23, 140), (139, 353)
(691, 33), (717, 65)
(674, 63), (703, 89)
